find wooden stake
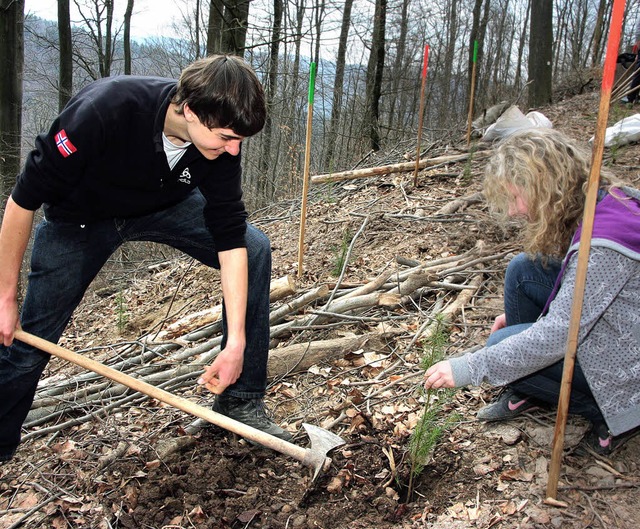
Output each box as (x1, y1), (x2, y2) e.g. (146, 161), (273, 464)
(413, 44), (429, 187)
(465, 40), (478, 146)
(297, 62), (317, 278)
(546, 0), (626, 501)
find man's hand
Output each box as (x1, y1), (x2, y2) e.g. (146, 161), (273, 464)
(490, 313), (507, 333)
(424, 360), (455, 390)
(0, 198), (35, 347)
(198, 339), (245, 394)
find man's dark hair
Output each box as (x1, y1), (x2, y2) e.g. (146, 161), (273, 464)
(172, 55), (266, 137)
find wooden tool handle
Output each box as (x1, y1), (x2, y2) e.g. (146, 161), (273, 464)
(15, 329), (307, 463)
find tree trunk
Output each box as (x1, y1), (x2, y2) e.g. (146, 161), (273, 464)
(258, 0), (283, 201)
(528, 0), (553, 108)
(471, 0), (490, 110)
(123, 0), (134, 74)
(206, 0), (225, 55)
(440, 0), (458, 127)
(513, 0), (530, 90)
(103, 0), (114, 77)
(221, 0), (250, 55)
(0, 0), (25, 204)
(365, 0), (387, 151)
(75, 0), (116, 79)
(58, 0), (73, 109)
(323, 0), (353, 172)
(386, 0), (408, 143)
(591, 0), (607, 66)
(194, 0), (201, 59)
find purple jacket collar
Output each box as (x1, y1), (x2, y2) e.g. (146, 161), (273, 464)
(542, 187), (640, 314)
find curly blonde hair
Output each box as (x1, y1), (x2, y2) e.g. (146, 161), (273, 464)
(483, 128), (621, 257)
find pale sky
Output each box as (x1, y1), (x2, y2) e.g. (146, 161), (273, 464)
(24, 0), (181, 40)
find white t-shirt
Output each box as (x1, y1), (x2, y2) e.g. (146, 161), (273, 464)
(162, 133), (191, 170)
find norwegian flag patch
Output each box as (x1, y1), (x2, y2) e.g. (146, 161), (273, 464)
(55, 129), (77, 158)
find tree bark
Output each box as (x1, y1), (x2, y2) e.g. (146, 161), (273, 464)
(123, 0), (134, 74)
(220, 0), (250, 55)
(206, 0), (225, 54)
(323, 0), (353, 172)
(258, 0), (283, 201)
(591, 0), (607, 66)
(58, 0), (73, 109)
(365, 0), (387, 151)
(388, 0), (411, 139)
(0, 0), (25, 204)
(528, 0), (553, 108)
(513, 0), (530, 90)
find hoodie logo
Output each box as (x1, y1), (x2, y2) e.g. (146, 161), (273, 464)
(178, 167), (192, 185)
(55, 129), (77, 158)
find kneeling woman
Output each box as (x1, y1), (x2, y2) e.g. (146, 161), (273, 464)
(424, 128), (640, 454)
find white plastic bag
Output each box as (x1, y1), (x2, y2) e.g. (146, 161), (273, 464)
(591, 114), (640, 147)
(481, 106), (553, 142)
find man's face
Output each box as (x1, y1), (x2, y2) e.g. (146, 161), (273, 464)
(184, 105), (245, 160)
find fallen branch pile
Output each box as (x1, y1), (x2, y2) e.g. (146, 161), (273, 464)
(24, 241), (514, 442)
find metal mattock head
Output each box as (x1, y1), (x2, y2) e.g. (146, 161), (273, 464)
(301, 423), (346, 481)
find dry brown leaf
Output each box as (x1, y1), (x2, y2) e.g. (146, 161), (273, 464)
(326, 475), (344, 494)
(189, 505), (206, 521)
(237, 509), (261, 523)
(500, 468), (534, 482)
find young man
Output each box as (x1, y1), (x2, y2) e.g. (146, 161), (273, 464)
(0, 55), (291, 462)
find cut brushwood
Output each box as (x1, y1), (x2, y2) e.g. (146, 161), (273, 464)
(310, 153), (487, 185)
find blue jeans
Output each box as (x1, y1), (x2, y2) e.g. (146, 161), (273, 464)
(488, 253), (604, 424)
(0, 190), (271, 460)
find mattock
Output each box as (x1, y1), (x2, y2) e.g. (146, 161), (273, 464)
(15, 329), (345, 480)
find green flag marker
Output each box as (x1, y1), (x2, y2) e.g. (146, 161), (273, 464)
(308, 62), (317, 104)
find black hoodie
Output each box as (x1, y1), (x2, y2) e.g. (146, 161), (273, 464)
(12, 75), (247, 251)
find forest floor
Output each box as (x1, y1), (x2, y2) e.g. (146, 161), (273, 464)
(2, 88), (640, 529)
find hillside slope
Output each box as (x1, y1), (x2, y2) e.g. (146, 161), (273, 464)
(2, 90), (640, 529)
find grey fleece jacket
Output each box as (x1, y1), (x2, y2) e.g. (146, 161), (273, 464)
(451, 190), (640, 436)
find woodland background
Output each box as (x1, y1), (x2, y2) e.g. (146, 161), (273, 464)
(3, 2), (640, 528)
(2, 0), (640, 214)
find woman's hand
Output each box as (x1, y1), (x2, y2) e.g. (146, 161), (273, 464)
(423, 360), (455, 389)
(490, 313), (507, 333)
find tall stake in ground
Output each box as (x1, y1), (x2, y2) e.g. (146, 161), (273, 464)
(413, 45), (429, 187)
(297, 62), (317, 278)
(546, 0), (626, 502)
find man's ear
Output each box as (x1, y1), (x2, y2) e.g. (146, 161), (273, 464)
(183, 103), (196, 122)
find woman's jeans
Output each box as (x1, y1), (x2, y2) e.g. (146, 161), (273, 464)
(0, 190), (271, 460)
(488, 253), (605, 425)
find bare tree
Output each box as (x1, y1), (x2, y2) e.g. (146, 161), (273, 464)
(0, 0), (25, 203)
(323, 0), (353, 171)
(74, 0), (118, 79)
(258, 0), (283, 201)
(123, 0), (134, 73)
(513, 0), (530, 90)
(528, 0), (552, 108)
(221, 0), (250, 55)
(365, 0), (387, 151)
(58, 0), (73, 109)
(206, 0), (224, 54)
(591, 0), (607, 66)
(386, 0), (410, 141)
(439, 0), (459, 125)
